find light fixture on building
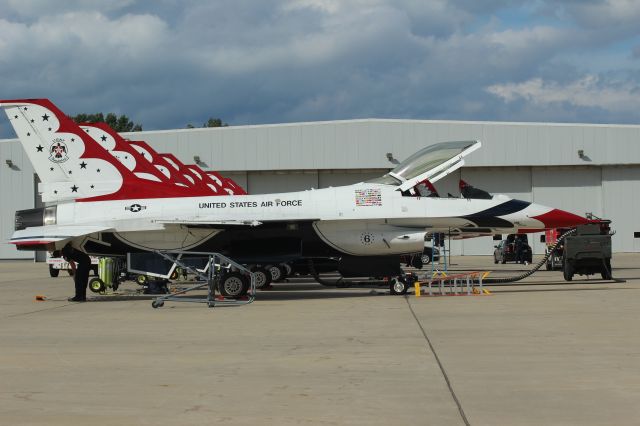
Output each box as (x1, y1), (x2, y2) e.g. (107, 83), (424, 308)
(386, 152), (399, 165)
(578, 149), (585, 159)
(5, 159), (13, 168)
(193, 155), (201, 163)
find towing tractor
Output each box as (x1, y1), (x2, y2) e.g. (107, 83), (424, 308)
(562, 220), (613, 281)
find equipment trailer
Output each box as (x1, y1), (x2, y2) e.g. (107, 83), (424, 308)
(562, 221), (613, 281)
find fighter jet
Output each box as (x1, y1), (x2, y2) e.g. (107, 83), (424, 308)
(3, 99), (589, 286)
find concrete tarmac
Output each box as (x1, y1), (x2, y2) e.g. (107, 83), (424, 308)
(1, 255), (639, 425)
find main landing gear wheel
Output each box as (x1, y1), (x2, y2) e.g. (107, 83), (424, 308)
(49, 265), (60, 277)
(219, 272), (250, 298)
(281, 263), (293, 277)
(251, 268), (271, 289)
(266, 265), (286, 282)
(389, 277), (409, 295)
(89, 277), (106, 293)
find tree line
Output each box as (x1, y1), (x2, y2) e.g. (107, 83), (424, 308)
(70, 112), (228, 132)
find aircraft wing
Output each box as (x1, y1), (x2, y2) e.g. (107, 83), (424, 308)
(9, 225), (112, 246)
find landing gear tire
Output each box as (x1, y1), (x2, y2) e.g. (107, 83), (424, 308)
(389, 277), (409, 295)
(266, 265), (285, 282)
(89, 277), (106, 293)
(251, 267), (271, 289)
(219, 272), (249, 298)
(281, 263), (292, 278)
(49, 265), (60, 277)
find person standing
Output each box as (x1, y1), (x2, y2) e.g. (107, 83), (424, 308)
(60, 243), (91, 302)
(514, 235), (524, 264)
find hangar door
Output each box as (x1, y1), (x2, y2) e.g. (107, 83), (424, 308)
(247, 171), (318, 194)
(602, 166), (640, 252)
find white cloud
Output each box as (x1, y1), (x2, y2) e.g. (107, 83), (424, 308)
(486, 76), (640, 112)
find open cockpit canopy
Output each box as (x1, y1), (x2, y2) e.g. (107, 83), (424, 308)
(368, 140), (481, 191)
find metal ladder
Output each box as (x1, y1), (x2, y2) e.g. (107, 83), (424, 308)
(150, 250), (256, 309)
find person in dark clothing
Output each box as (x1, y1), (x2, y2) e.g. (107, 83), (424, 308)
(61, 243), (91, 302)
(514, 235), (524, 264)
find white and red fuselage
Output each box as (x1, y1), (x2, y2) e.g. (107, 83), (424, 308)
(3, 98), (589, 272)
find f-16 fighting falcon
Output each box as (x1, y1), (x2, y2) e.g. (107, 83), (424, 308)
(2, 99), (589, 287)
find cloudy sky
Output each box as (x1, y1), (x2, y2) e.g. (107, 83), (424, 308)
(1, 0), (639, 137)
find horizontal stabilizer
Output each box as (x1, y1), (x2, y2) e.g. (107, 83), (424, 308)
(10, 224), (112, 246)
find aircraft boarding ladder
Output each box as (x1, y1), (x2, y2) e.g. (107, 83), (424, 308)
(150, 250), (256, 308)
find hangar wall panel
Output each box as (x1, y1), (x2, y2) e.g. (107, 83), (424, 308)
(318, 170), (385, 188)
(602, 166), (640, 252)
(532, 167), (603, 218)
(247, 171), (318, 195)
(0, 141), (35, 259)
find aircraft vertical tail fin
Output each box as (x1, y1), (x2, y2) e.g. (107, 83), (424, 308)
(0, 99), (190, 202)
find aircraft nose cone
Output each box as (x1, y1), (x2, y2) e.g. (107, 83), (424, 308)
(532, 208), (589, 228)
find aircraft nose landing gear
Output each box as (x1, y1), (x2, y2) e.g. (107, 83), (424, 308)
(389, 273), (417, 295)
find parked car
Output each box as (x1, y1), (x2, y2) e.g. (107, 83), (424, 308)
(494, 234), (532, 264)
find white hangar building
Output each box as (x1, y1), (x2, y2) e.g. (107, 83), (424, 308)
(1, 118), (639, 260)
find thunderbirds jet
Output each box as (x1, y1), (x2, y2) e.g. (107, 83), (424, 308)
(2, 99), (589, 284)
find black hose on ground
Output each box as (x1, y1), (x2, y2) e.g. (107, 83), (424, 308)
(483, 228), (577, 284)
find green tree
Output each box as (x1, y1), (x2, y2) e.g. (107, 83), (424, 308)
(204, 117), (228, 128)
(71, 112), (142, 132)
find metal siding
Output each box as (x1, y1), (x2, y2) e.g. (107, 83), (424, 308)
(602, 166), (640, 252)
(0, 141), (34, 259)
(318, 170), (386, 188)
(247, 171), (318, 194)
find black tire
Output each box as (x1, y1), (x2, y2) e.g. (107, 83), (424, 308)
(494, 255), (499, 265)
(67, 269), (74, 277)
(563, 257), (573, 281)
(267, 265), (285, 282)
(501, 257), (506, 264)
(219, 272), (249, 298)
(389, 277), (409, 295)
(545, 259), (551, 271)
(251, 267), (271, 289)
(601, 259), (612, 280)
(151, 300), (164, 308)
(89, 277), (106, 293)
(92, 266), (99, 276)
(281, 263), (292, 277)
(49, 265), (60, 277)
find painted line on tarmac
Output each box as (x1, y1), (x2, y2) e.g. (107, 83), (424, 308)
(405, 297), (470, 426)
(5, 303), (76, 318)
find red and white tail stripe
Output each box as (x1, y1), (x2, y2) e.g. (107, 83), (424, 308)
(0, 99), (247, 202)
